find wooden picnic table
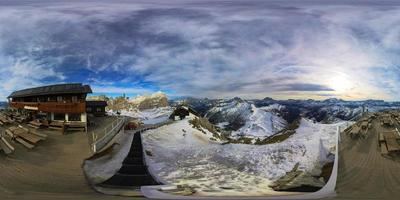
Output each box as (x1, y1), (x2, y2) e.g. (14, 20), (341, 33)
(383, 131), (400, 140)
(350, 125), (361, 136)
(385, 138), (400, 152)
(12, 128), (41, 144)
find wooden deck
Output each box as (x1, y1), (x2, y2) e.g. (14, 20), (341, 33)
(335, 116), (400, 199)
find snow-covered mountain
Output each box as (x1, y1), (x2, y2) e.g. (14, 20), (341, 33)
(107, 92), (172, 124)
(231, 104), (287, 138)
(112, 107), (174, 125)
(205, 98), (286, 138)
(128, 92), (168, 110)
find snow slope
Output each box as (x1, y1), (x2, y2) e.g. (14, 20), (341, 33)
(108, 107), (173, 125)
(142, 115), (351, 196)
(206, 99), (287, 138)
(231, 104), (287, 138)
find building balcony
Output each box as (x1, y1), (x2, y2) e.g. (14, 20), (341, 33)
(10, 101), (86, 114)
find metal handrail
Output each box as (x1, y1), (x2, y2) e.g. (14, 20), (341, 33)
(90, 116), (127, 153)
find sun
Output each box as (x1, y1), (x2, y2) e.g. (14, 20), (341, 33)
(328, 75), (353, 93)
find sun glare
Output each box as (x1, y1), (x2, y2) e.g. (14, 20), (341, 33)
(328, 75), (353, 93)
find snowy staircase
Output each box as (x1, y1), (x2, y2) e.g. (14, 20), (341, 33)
(99, 132), (158, 189)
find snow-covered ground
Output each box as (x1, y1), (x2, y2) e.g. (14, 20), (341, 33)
(231, 104), (287, 138)
(206, 99), (287, 139)
(142, 115), (351, 196)
(83, 131), (134, 184)
(108, 107), (173, 125)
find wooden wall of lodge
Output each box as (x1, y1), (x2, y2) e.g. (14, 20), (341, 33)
(10, 101), (86, 114)
(9, 94), (87, 114)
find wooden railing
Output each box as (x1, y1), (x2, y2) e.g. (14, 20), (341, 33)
(9, 101), (86, 113)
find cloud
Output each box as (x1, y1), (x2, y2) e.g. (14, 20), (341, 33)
(280, 84), (334, 92)
(0, 1), (399, 100)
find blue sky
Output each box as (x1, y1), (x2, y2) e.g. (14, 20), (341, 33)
(0, 0), (400, 100)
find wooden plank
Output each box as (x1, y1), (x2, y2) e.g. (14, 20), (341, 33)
(18, 125), (29, 132)
(8, 126), (18, 132)
(1, 137), (14, 151)
(27, 124), (40, 129)
(29, 121), (42, 126)
(0, 138), (13, 154)
(384, 132), (400, 140)
(386, 138), (400, 152)
(27, 129), (47, 139)
(380, 142), (388, 155)
(379, 133), (385, 142)
(49, 126), (63, 130)
(15, 137), (34, 149)
(13, 129), (41, 144)
(5, 129), (14, 138)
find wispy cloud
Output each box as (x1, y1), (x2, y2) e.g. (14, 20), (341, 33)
(0, 1), (399, 100)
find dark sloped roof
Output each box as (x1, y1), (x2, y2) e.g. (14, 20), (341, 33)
(86, 101), (108, 107)
(8, 83), (92, 98)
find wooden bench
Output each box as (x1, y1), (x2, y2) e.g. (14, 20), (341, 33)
(385, 138), (400, 152)
(13, 129), (41, 144)
(20, 125), (47, 140)
(379, 133), (385, 143)
(28, 120), (43, 129)
(15, 137), (34, 149)
(380, 142), (389, 155)
(384, 131), (400, 140)
(66, 122), (86, 132)
(0, 136), (14, 154)
(49, 121), (65, 130)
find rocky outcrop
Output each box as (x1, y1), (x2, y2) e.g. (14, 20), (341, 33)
(269, 163), (326, 192)
(129, 92), (168, 110)
(106, 92), (169, 112)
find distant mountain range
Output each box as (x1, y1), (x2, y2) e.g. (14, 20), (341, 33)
(171, 97), (400, 139)
(0, 101), (8, 108)
(92, 93), (400, 139)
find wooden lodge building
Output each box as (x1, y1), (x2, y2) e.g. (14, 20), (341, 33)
(7, 83), (106, 127)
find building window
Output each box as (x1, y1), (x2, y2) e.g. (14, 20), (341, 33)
(57, 96), (63, 102)
(72, 96), (78, 103)
(54, 113), (65, 121)
(48, 96), (56, 102)
(68, 114), (81, 121)
(86, 107), (92, 112)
